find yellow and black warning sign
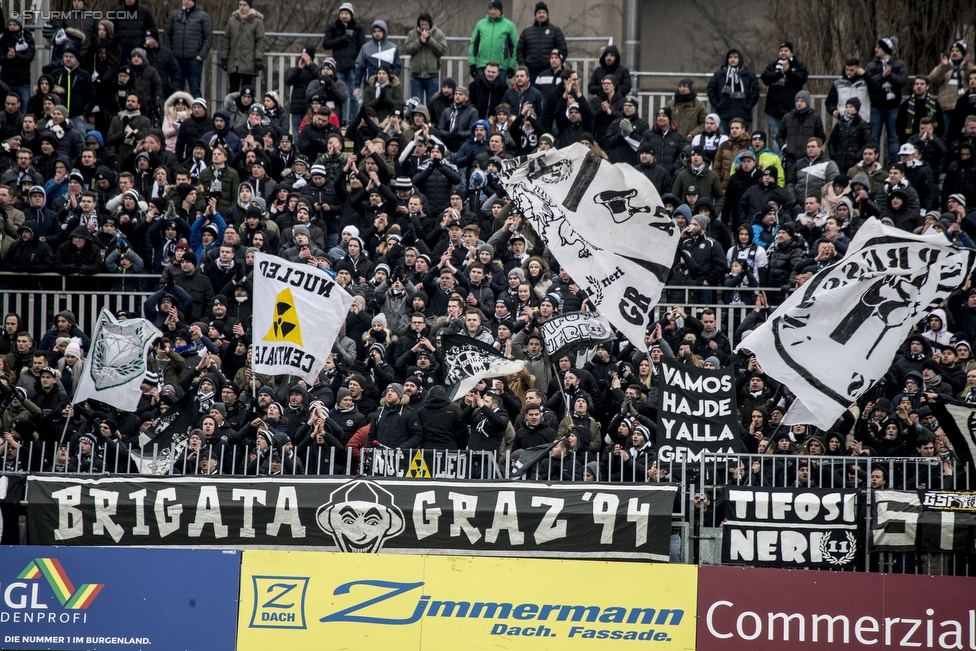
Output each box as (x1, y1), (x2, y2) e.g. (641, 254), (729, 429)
(265, 287), (303, 345)
(406, 449), (431, 478)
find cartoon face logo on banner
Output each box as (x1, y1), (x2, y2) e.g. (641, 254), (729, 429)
(315, 479), (405, 553)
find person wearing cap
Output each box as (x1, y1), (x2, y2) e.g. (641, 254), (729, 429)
(174, 98), (213, 161)
(219, 0), (266, 93)
(4, 219), (55, 275)
(142, 27), (180, 100)
(554, 90), (594, 149)
(706, 49), (759, 135)
(515, 2), (566, 81)
(285, 47), (320, 135)
(896, 76), (945, 148)
(302, 59), (349, 123)
(402, 12), (447, 105)
(321, 3), (365, 124)
(898, 142), (939, 211)
(642, 106), (684, 173)
(163, 0), (214, 99)
(760, 42), (809, 143)
(775, 90), (825, 177)
(468, 0), (518, 83)
(765, 221), (806, 299)
(677, 212), (727, 302)
(928, 41), (975, 123)
(672, 146), (723, 209)
(722, 149), (760, 228)
(866, 37), (909, 164)
(0, 17), (36, 111)
(45, 104), (85, 161)
(22, 186), (62, 247)
(827, 97), (872, 173)
(666, 77), (707, 145)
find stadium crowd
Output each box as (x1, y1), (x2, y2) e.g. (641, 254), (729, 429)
(0, 0), (975, 486)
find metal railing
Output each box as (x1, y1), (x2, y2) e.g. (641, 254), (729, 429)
(0, 274), (781, 349)
(3, 448), (969, 572)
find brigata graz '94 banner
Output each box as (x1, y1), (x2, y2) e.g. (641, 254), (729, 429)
(238, 552), (698, 651)
(27, 476), (677, 561)
(721, 486), (861, 568)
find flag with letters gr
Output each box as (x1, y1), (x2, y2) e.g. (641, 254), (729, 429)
(737, 218), (975, 430)
(500, 144), (679, 352)
(539, 311), (615, 361)
(72, 309), (161, 412)
(930, 401), (976, 473)
(442, 334), (526, 401)
(253, 252), (354, 383)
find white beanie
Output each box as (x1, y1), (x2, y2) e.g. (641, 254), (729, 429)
(64, 337), (84, 359)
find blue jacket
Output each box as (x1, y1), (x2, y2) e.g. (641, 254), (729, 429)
(189, 212), (226, 260)
(353, 20), (401, 89)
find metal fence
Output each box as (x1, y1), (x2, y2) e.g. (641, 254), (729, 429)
(0, 273), (780, 351)
(1, 448), (969, 573)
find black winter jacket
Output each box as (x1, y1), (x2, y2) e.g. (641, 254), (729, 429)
(321, 18), (366, 72)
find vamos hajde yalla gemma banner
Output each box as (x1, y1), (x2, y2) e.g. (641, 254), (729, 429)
(237, 552), (698, 651)
(656, 360), (741, 463)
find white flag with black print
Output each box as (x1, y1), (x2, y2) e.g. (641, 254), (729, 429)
(737, 218), (976, 430)
(253, 252), (354, 384)
(500, 143), (679, 351)
(442, 334), (526, 401)
(72, 309), (162, 412)
(538, 311), (615, 361)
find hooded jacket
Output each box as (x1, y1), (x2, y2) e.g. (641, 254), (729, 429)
(353, 20), (401, 88)
(402, 13), (447, 79)
(776, 94), (826, 162)
(587, 45), (632, 99)
(54, 225), (103, 275)
(369, 393), (424, 449)
(828, 110), (872, 172)
(417, 388), (466, 449)
(706, 49), (760, 121)
(825, 67), (874, 122)
(221, 8), (266, 76)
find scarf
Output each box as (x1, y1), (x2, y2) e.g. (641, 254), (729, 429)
(966, 389), (976, 405)
(723, 66), (745, 99)
(196, 388), (215, 413)
(950, 60), (965, 95)
(879, 59), (895, 100)
(190, 159), (207, 179)
(903, 94), (939, 135)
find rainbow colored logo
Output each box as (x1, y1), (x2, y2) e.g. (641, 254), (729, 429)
(18, 558), (104, 609)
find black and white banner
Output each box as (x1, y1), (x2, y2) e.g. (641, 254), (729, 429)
(539, 311), (615, 361)
(500, 144), (679, 351)
(872, 489), (976, 553)
(738, 218), (976, 430)
(722, 486), (860, 568)
(657, 360), (741, 463)
(130, 388), (199, 475)
(933, 402), (976, 473)
(442, 334), (526, 401)
(27, 476), (678, 561)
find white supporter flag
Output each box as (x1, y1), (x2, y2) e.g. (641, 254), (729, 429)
(73, 309), (162, 412)
(252, 252), (354, 384)
(738, 219), (976, 430)
(500, 144), (679, 351)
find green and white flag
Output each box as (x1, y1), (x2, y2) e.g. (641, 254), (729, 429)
(73, 309), (161, 411)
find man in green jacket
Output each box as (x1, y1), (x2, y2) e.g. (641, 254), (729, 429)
(468, 0), (518, 83)
(403, 12), (447, 105)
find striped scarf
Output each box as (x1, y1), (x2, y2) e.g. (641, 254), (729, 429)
(903, 94), (939, 135)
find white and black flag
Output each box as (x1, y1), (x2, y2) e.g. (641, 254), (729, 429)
(539, 311), (615, 361)
(129, 389), (198, 474)
(872, 490), (921, 552)
(500, 144), (679, 351)
(874, 489), (976, 553)
(442, 335), (526, 401)
(738, 219), (976, 430)
(656, 360), (741, 463)
(931, 401), (976, 473)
